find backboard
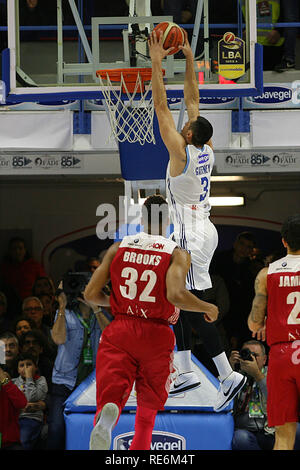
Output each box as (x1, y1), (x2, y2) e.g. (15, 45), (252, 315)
(3, 0), (262, 104)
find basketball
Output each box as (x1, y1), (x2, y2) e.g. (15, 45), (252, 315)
(152, 22), (185, 55)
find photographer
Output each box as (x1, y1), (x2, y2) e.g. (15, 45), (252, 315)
(46, 273), (111, 450)
(229, 340), (273, 450)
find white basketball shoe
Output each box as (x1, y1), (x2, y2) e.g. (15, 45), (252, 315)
(169, 371), (201, 396)
(89, 402), (119, 450)
(214, 371), (247, 412)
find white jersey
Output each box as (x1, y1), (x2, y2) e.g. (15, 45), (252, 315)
(166, 144), (218, 291)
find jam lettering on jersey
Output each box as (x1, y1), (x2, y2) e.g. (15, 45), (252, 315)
(278, 275), (300, 287)
(266, 256), (300, 346)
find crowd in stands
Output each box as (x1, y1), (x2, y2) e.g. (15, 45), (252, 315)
(0, 236), (110, 450)
(0, 229), (289, 450)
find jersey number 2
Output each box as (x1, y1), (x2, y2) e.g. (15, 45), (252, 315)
(120, 267), (157, 303)
(287, 292), (300, 324)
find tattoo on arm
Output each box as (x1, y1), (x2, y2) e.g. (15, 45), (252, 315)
(250, 294), (267, 324)
(249, 268), (268, 326)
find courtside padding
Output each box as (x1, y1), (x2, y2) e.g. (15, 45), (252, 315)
(63, 353), (234, 450)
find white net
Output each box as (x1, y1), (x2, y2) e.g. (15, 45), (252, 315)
(98, 71), (155, 146)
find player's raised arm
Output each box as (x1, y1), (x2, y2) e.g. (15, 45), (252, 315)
(148, 31), (186, 162)
(179, 30), (213, 150)
(179, 29), (199, 123)
(166, 248), (219, 323)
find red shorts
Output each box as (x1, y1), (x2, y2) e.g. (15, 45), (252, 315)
(267, 342), (300, 427)
(95, 315), (175, 416)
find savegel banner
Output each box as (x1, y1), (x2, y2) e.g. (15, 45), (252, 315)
(244, 83), (299, 108)
(166, 83), (300, 110)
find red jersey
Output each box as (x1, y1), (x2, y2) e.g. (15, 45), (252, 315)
(110, 232), (180, 324)
(266, 254), (300, 346)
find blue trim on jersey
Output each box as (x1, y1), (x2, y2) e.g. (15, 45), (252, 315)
(182, 146), (190, 174)
(166, 176), (195, 290)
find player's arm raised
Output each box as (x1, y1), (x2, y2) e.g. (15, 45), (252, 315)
(179, 29), (199, 123)
(84, 243), (120, 307)
(148, 31), (187, 169)
(179, 30), (213, 150)
(248, 267), (268, 335)
(166, 248), (219, 322)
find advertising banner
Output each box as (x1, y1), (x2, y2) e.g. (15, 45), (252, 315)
(216, 148), (300, 173)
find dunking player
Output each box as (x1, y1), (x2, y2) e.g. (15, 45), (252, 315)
(84, 195), (218, 450)
(148, 29), (246, 411)
(248, 214), (300, 450)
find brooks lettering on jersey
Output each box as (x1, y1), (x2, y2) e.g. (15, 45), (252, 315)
(123, 251), (162, 266)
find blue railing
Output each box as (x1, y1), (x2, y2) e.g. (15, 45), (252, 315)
(0, 22), (300, 32)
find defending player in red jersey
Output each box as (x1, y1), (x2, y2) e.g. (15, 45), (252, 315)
(248, 214), (300, 450)
(84, 195), (218, 450)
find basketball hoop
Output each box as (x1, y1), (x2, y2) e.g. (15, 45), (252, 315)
(96, 68), (164, 145)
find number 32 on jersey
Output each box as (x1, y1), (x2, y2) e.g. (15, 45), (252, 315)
(120, 267), (157, 303)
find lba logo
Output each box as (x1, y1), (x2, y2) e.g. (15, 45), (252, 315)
(113, 431), (186, 450)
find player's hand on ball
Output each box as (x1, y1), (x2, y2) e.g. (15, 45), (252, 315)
(178, 29), (193, 58)
(148, 31), (174, 61)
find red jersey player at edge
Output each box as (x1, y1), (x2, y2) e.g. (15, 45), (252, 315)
(248, 214), (300, 450)
(84, 194), (218, 451)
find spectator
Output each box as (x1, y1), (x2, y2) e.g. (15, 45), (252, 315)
(38, 293), (56, 327)
(46, 287), (109, 449)
(86, 256), (101, 273)
(12, 352), (48, 450)
(0, 278), (22, 324)
(211, 232), (257, 350)
(93, 0), (129, 17)
(14, 316), (35, 339)
(32, 276), (55, 297)
(0, 331), (19, 378)
(0, 291), (13, 334)
(0, 237), (46, 300)
(230, 340), (272, 450)
(275, 0), (299, 71)
(19, 1), (57, 28)
(230, 340), (300, 450)
(162, 0), (197, 24)
(19, 329), (54, 392)
(22, 296), (57, 359)
(0, 365), (27, 450)
(242, 0), (284, 70)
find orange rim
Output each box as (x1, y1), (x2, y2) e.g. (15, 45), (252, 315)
(96, 68), (165, 93)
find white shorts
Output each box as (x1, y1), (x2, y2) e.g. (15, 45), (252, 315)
(172, 217), (218, 290)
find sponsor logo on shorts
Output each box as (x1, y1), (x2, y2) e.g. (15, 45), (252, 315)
(114, 431), (186, 450)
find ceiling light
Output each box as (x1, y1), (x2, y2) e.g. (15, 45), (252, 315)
(209, 196), (245, 206)
(211, 176), (245, 182)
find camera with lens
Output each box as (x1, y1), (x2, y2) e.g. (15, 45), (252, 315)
(234, 347), (254, 371)
(60, 272), (91, 306)
(240, 347), (254, 362)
